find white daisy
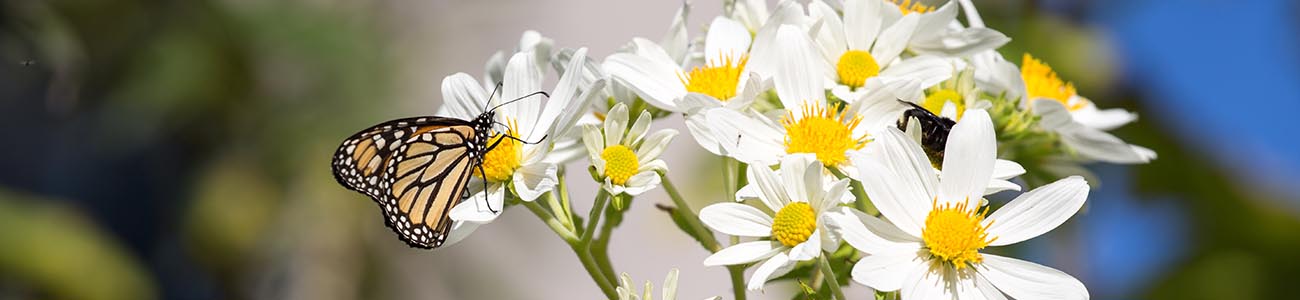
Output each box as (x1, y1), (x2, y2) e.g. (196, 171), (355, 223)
(581, 102), (677, 196)
(807, 0), (957, 102)
(975, 51), (1155, 164)
(833, 109), (1090, 299)
(441, 48), (601, 226)
(698, 154), (853, 291)
(884, 0), (1010, 57)
(483, 30), (554, 86)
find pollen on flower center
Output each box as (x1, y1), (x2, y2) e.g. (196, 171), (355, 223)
(1021, 53), (1088, 111)
(771, 202), (817, 247)
(477, 121), (522, 182)
(782, 103), (868, 166)
(680, 54), (748, 101)
(921, 200), (996, 269)
(922, 89), (965, 120)
(836, 50), (881, 89)
(601, 145), (640, 185)
(893, 0), (935, 15)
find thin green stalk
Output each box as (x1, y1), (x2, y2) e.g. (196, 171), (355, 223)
(558, 170), (575, 227)
(580, 190), (609, 242)
(661, 172), (744, 300)
(722, 156), (737, 202)
(591, 200), (623, 283)
(818, 256), (846, 300)
(542, 190), (574, 231)
(659, 173), (720, 252)
(522, 201), (615, 298)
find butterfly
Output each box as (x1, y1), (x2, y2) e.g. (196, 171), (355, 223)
(330, 87), (546, 249)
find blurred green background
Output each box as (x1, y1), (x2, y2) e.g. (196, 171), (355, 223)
(1, 0), (1297, 299)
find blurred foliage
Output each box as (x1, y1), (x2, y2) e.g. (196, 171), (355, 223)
(0, 190), (154, 300)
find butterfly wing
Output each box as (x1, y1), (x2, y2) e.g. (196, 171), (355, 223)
(331, 116), (482, 249)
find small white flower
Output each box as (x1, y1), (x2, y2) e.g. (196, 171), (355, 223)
(616, 268), (720, 300)
(976, 52), (1155, 164)
(807, 0), (958, 102)
(582, 103), (677, 196)
(834, 109), (1090, 299)
(884, 0), (1010, 57)
(698, 154), (854, 291)
(441, 48), (601, 229)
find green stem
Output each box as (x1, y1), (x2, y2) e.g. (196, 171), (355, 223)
(592, 201), (623, 283)
(543, 190), (573, 231)
(661, 172), (745, 300)
(522, 201), (615, 298)
(818, 256), (846, 300)
(558, 170), (575, 228)
(722, 156), (737, 202)
(580, 190), (609, 242)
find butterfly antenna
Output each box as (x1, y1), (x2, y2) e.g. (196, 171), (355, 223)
(487, 90), (550, 112)
(483, 81), (505, 113)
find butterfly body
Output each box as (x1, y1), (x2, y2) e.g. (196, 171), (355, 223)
(331, 112), (496, 249)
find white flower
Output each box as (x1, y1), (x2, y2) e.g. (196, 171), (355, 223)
(703, 25), (905, 177)
(975, 51), (1155, 164)
(441, 48), (601, 228)
(616, 268), (720, 300)
(483, 30), (554, 86)
(884, 0), (1010, 57)
(698, 154), (854, 291)
(807, 0), (958, 102)
(582, 103), (677, 196)
(833, 109), (1090, 299)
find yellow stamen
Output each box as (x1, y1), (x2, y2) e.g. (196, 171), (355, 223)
(600, 145), (640, 185)
(680, 54), (749, 101)
(1021, 53), (1088, 111)
(782, 103), (868, 166)
(835, 50), (880, 89)
(771, 202), (817, 247)
(477, 120), (522, 182)
(893, 0), (935, 15)
(921, 200), (996, 269)
(922, 89), (965, 120)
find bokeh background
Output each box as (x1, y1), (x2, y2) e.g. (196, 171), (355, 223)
(1, 0), (1298, 299)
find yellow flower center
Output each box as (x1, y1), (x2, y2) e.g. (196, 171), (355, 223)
(921, 201), (996, 269)
(782, 103), (868, 166)
(476, 121), (522, 182)
(922, 89), (965, 120)
(771, 202), (818, 247)
(835, 50), (881, 89)
(600, 145), (640, 185)
(1021, 53), (1088, 111)
(680, 54), (749, 100)
(892, 0), (935, 15)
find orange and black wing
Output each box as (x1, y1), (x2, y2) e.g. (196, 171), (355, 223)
(331, 116), (481, 249)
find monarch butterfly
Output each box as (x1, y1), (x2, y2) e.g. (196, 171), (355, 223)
(331, 88), (545, 249)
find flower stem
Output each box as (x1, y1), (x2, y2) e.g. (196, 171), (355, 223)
(818, 256), (846, 300)
(661, 172), (746, 300)
(591, 201), (622, 283)
(523, 200), (616, 298)
(580, 190), (609, 242)
(558, 170), (576, 228)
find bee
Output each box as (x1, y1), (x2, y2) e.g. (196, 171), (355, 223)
(896, 100), (954, 164)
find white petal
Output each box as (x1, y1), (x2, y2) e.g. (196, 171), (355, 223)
(780, 154), (818, 206)
(441, 73), (488, 119)
(984, 179), (1022, 195)
(808, 0), (846, 62)
(604, 52), (685, 111)
(512, 162), (557, 201)
(869, 13), (919, 66)
(625, 110), (653, 145)
(748, 161), (790, 211)
(991, 159), (1026, 180)
(979, 254), (1089, 300)
(604, 103), (629, 148)
(911, 27), (1011, 57)
(703, 241), (781, 266)
(830, 207), (921, 255)
(440, 220), (480, 247)
(985, 176), (1089, 246)
(581, 125), (603, 157)
(532, 49), (595, 141)
(699, 203), (774, 237)
(685, 111), (725, 155)
(450, 181), (505, 222)
(660, 2), (691, 63)
(1058, 123), (1156, 164)
(1072, 103), (1138, 131)
(621, 172), (661, 196)
(704, 17), (753, 65)
(900, 262), (954, 299)
(938, 109), (996, 208)
(850, 131), (935, 236)
(877, 55), (955, 90)
(708, 109), (786, 165)
(843, 0), (882, 51)
(975, 272), (1010, 300)
(910, 1), (957, 43)
(502, 53), (543, 135)
(747, 253), (793, 291)
(636, 129), (678, 163)
(851, 252), (925, 292)
(772, 25), (827, 109)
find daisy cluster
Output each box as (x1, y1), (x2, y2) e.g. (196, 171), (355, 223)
(430, 0), (1154, 299)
